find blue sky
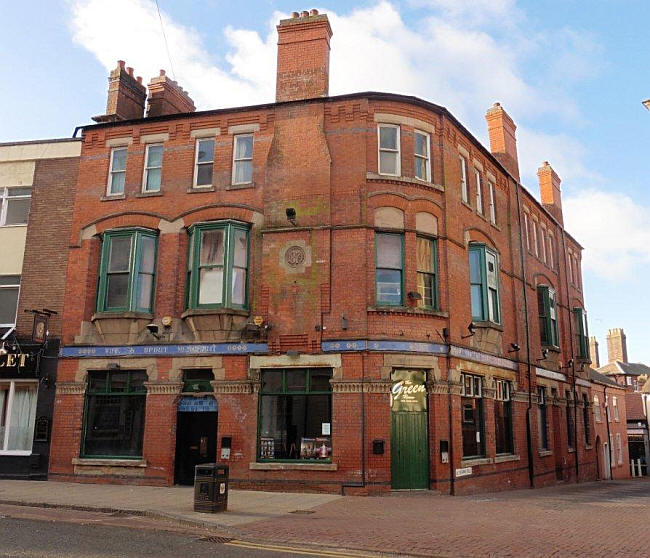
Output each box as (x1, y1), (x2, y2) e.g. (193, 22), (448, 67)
(1, 0), (649, 364)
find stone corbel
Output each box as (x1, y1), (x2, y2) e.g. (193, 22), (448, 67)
(144, 382), (183, 395)
(56, 382), (87, 395)
(212, 381), (254, 394)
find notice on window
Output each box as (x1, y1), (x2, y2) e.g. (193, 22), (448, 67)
(322, 422), (331, 435)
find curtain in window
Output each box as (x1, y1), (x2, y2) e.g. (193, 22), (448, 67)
(0, 388), (6, 446)
(7, 386), (37, 451)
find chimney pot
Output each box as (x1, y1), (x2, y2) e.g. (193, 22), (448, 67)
(301, 10), (309, 17)
(146, 70), (196, 117)
(292, 11), (299, 18)
(137, 76), (143, 84)
(117, 60), (125, 69)
(160, 69), (166, 76)
(310, 8), (319, 16)
(127, 67), (134, 76)
(93, 60), (146, 122)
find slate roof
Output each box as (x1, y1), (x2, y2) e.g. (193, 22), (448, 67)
(625, 392), (647, 422)
(597, 360), (650, 377)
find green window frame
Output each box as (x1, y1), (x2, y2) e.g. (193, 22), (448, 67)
(573, 307), (589, 359)
(186, 221), (250, 310)
(97, 229), (158, 313)
(469, 244), (500, 323)
(81, 370), (147, 459)
(416, 236), (437, 309)
(537, 285), (559, 348)
(375, 232), (404, 306)
(258, 368), (332, 462)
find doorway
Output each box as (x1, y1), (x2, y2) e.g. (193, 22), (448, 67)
(174, 398), (218, 485)
(390, 370), (429, 490)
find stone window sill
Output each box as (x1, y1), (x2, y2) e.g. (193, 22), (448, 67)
(181, 308), (249, 319)
(568, 448), (575, 453)
(460, 457), (491, 467)
(538, 450), (553, 457)
(541, 345), (561, 353)
(187, 186), (216, 193)
(249, 462), (337, 472)
(366, 172), (444, 192)
(461, 200), (473, 211)
(368, 306), (449, 318)
(585, 445), (593, 450)
(72, 458), (147, 468)
(226, 182), (255, 191)
(135, 191), (163, 198)
(494, 454), (520, 464)
(92, 311), (153, 321)
(101, 194), (126, 202)
(473, 320), (504, 332)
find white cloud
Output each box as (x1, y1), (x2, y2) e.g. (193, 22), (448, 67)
(564, 190), (650, 281)
(410, 0), (521, 27)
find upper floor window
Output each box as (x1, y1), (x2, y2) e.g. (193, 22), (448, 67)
(593, 394), (602, 422)
(537, 285), (559, 348)
(1, 187), (31, 227)
(540, 227), (547, 263)
(469, 244), (500, 324)
(475, 170), (483, 214)
(573, 307), (588, 359)
(414, 131), (431, 181)
(375, 232), (403, 306)
(488, 181), (496, 224)
(193, 139), (215, 188)
(97, 229), (158, 313)
(142, 144), (163, 193)
(613, 396), (619, 421)
(416, 236), (437, 309)
(186, 221), (249, 310)
(0, 275), (20, 329)
(232, 134), (253, 185)
(547, 235), (554, 269)
(378, 124), (400, 176)
(532, 221), (539, 257)
(523, 212), (530, 251)
(459, 156), (469, 203)
(107, 147), (127, 196)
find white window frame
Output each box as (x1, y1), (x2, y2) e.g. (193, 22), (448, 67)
(0, 380), (38, 455)
(488, 181), (496, 224)
(593, 395), (602, 422)
(532, 220), (539, 257)
(616, 433), (622, 464)
(142, 143), (163, 193)
(0, 187), (32, 227)
(0, 275), (20, 329)
(547, 235), (554, 268)
(460, 156), (469, 203)
(377, 124), (401, 177)
(540, 225), (547, 263)
(107, 147), (127, 196)
(192, 138), (215, 189)
(613, 397), (619, 421)
(232, 134), (254, 185)
(524, 212), (530, 251)
(475, 169), (483, 214)
(414, 130), (431, 182)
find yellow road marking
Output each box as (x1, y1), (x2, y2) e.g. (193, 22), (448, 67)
(226, 539), (384, 557)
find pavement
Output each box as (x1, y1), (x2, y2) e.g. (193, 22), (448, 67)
(1, 479), (650, 557)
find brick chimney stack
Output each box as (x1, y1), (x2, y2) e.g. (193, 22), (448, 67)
(607, 328), (628, 364)
(276, 9), (333, 103)
(537, 161), (563, 225)
(146, 70), (196, 117)
(93, 60), (147, 123)
(485, 102), (520, 183)
(589, 336), (600, 368)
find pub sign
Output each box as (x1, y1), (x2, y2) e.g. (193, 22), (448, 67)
(390, 370), (427, 411)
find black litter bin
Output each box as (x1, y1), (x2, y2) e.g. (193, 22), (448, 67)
(194, 463), (229, 513)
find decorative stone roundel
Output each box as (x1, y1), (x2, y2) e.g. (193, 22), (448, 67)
(285, 245), (306, 267)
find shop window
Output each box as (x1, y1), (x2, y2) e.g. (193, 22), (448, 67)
(469, 244), (500, 324)
(375, 232), (403, 306)
(258, 368), (332, 461)
(416, 236), (437, 309)
(182, 369), (213, 393)
(494, 379), (513, 455)
(1, 187), (31, 226)
(186, 221), (249, 310)
(97, 229), (158, 313)
(461, 373), (485, 458)
(459, 155), (468, 203)
(593, 394), (602, 422)
(0, 382), (38, 453)
(538, 386), (549, 451)
(537, 285), (559, 348)
(414, 130), (431, 181)
(583, 393), (591, 445)
(0, 275), (20, 328)
(193, 138), (215, 188)
(378, 124), (400, 176)
(107, 147), (127, 196)
(82, 370), (147, 458)
(232, 134), (253, 185)
(142, 144), (163, 192)
(573, 308), (589, 359)
(566, 390), (575, 450)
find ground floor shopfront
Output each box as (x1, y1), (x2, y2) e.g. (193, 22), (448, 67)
(49, 341), (597, 494)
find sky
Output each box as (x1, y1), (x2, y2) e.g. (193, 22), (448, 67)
(1, 0), (649, 363)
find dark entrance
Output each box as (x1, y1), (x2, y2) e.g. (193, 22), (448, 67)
(174, 397), (218, 485)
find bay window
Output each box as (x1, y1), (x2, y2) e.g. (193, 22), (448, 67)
(186, 221), (249, 310)
(495, 379), (513, 454)
(97, 229), (158, 313)
(375, 233), (403, 306)
(82, 370), (147, 458)
(537, 285), (559, 348)
(258, 368), (332, 461)
(0, 382), (37, 453)
(378, 124), (400, 176)
(469, 244), (500, 323)
(461, 373), (485, 458)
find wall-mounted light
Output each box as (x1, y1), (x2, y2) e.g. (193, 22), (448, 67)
(537, 348), (549, 361)
(286, 207), (297, 226)
(341, 314), (348, 330)
(107, 362), (120, 370)
(407, 291), (422, 301)
(561, 358), (574, 369)
(508, 343), (521, 353)
(0, 342), (7, 356)
(461, 322), (476, 339)
(146, 323), (161, 339)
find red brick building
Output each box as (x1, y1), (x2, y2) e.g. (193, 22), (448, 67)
(49, 10), (597, 494)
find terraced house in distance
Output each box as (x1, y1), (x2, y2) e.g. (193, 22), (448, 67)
(50, 9), (597, 494)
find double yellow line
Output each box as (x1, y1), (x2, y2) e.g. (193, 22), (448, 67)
(226, 539), (386, 557)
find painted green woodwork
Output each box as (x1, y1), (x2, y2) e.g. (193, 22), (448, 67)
(537, 285), (559, 348)
(573, 307), (589, 358)
(469, 243), (501, 324)
(391, 410), (429, 489)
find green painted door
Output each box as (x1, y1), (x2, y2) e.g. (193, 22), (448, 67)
(391, 411), (429, 489)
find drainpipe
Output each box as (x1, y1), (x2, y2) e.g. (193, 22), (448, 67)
(514, 180), (535, 488)
(445, 332), (455, 495)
